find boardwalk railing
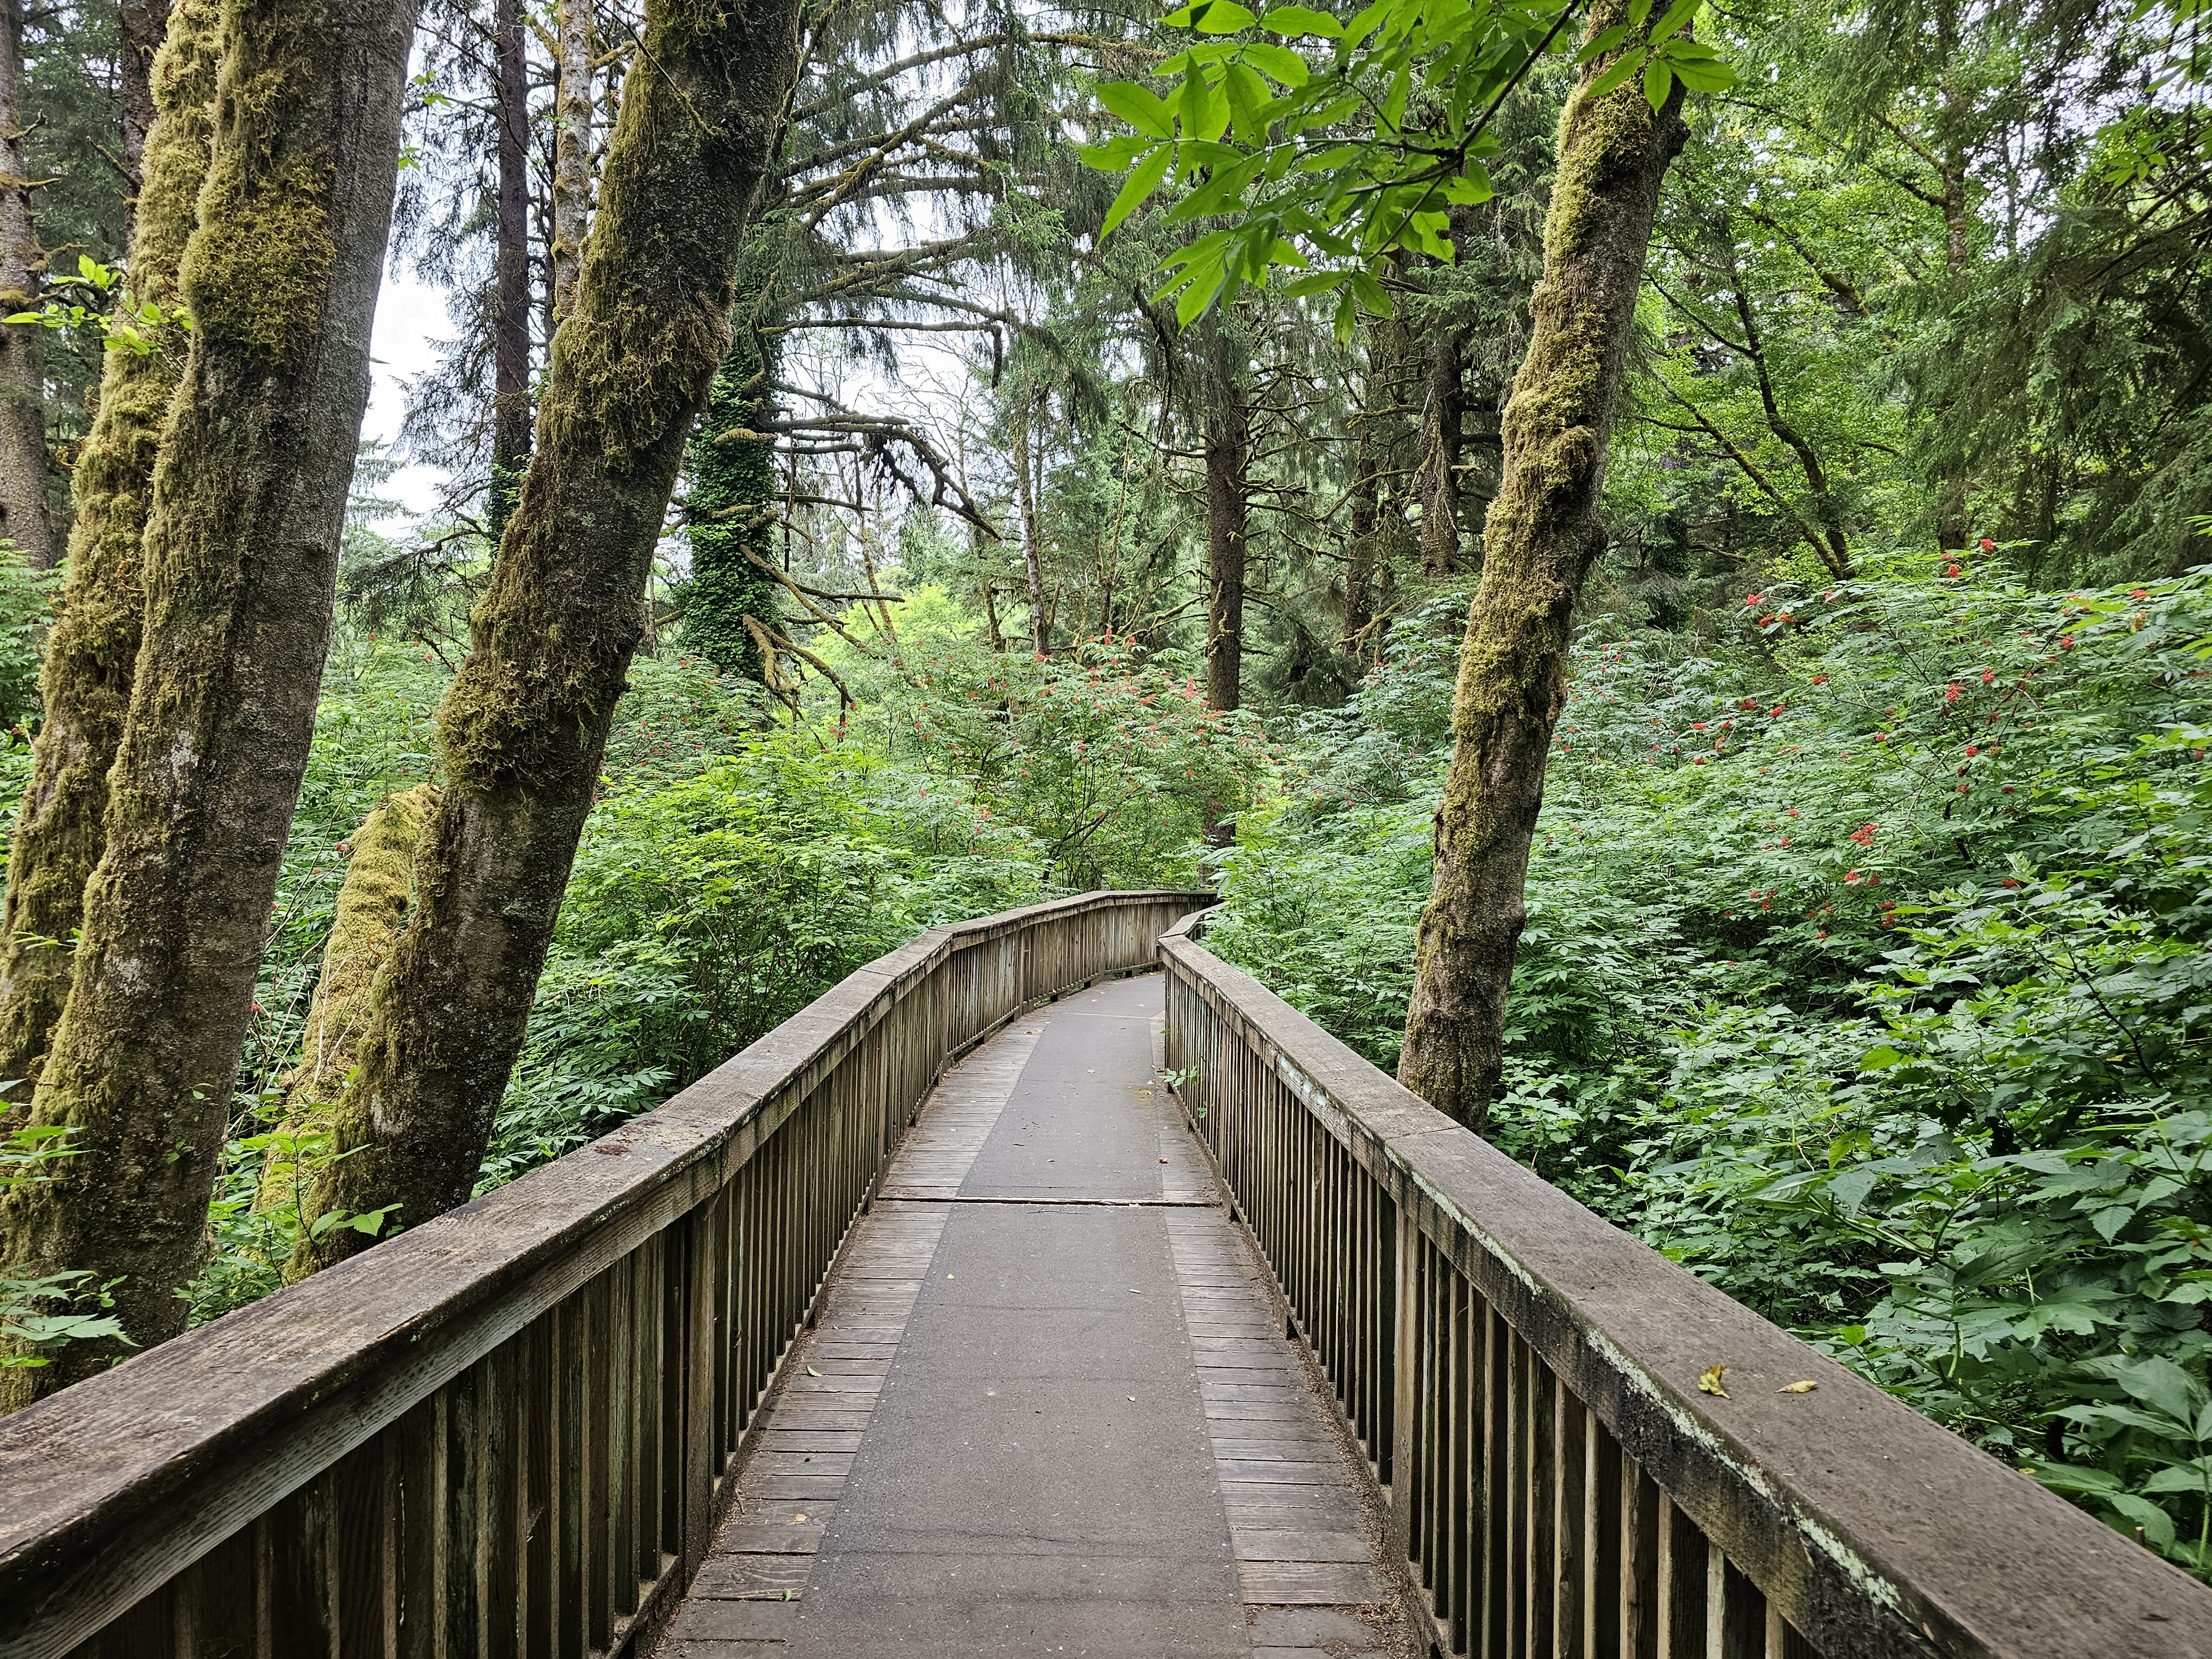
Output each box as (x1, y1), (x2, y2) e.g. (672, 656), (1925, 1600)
(0, 890), (1208, 1659)
(1159, 909), (2212, 1659)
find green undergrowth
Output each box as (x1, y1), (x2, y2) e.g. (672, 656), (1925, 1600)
(1211, 555), (2212, 1574)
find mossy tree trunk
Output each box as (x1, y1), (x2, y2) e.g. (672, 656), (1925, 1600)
(255, 784), (435, 1221)
(0, 0), (420, 1401)
(297, 0), (805, 1272)
(684, 315), (784, 680)
(1397, 11), (1687, 1130)
(0, 0), (52, 570)
(0, 0), (220, 1103)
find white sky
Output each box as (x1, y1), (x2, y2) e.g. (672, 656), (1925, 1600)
(363, 264), (450, 522)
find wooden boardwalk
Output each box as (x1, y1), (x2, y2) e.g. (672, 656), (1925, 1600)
(653, 974), (1405, 1658)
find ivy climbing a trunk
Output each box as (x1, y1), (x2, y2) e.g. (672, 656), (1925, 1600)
(297, 0), (806, 1274)
(1397, 6), (1688, 1130)
(0, 0), (420, 1400)
(0, 0), (220, 1103)
(684, 313), (785, 682)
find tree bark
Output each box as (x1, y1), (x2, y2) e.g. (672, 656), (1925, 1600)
(1417, 326), (1464, 577)
(1397, 12), (1687, 1130)
(550, 0), (593, 323)
(1011, 393), (1048, 655)
(118, 0), (176, 194)
(297, 0), (805, 1272)
(0, 0), (419, 1400)
(0, 0), (51, 571)
(255, 783), (435, 1220)
(1343, 403), (1380, 652)
(0, 0), (220, 1105)
(492, 0), (532, 515)
(1201, 338), (1248, 713)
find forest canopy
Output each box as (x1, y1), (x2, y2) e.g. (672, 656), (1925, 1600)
(0, 0), (2206, 1585)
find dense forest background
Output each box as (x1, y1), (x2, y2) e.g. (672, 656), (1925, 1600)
(0, 0), (2207, 1579)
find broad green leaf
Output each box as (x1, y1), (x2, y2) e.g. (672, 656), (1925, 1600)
(1079, 135), (1152, 170)
(1261, 3), (1344, 34)
(1194, 0), (1259, 30)
(1585, 44), (1647, 100)
(1332, 287), (1358, 342)
(1170, 153), (1266, 220)
(1646, 0), (1700, 41)
(1277, 269), (1350, 295)
(1669, 53), (1736, 91)
(1224, 61), (1273, 142)
(1348, 268), (1394, 315)
(1097, 81), (1175, 138)
(1641, 51), (1672, 107)
(1243, 41), (1313, 84)
(1381, 64), (1411, 131)
(1577, 22), (1630, 61)
(1102, 145), (1174, 237)
(1443, 165), (1494, 202)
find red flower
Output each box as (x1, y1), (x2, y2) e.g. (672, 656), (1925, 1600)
(1945, 563), (1962, 577)
(1848, 823), (1876, 846)
(1944, 684), (1961, 702)
(1745, 593), (1763, 606)
(1980, 667), (1995, 685)
(1811, 674), (1829, 686)
(1978, 537), (1996, 552)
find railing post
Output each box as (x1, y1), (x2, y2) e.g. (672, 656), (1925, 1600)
(1387, 1203), (1418, 1575)
(678, 1196), (720, 1582)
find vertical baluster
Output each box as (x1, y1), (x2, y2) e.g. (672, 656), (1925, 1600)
(1658, 1499), (1707, 1658)
(609, 1251), (637, 1624)
(1552, 1379), (1585, 1659)
(521, 1315), (555, 1659)
(1621, 1449), (1659, 1659)
(556, 1299), (584, 1659)
(392, 1394), (441, 1659)
(1528, 1349), (1554, 1659)
(265, 1470), (336, 1657)
(1447, 1265), (1472, 1653)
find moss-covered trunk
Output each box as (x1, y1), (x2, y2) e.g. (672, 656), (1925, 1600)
(0, 0), (219, 1105)
(1397, 13), (1686, 1130)
(685, 320), (784, 680)
(297, 0), (805, 1272)
(1011, 395), (1049, 656)
(0, 0), (419, 1400)
(0, 0), (52, 571)
(255, 784), (435, 1219)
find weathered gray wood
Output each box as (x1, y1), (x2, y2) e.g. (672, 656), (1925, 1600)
(1160, 922), (2212, 1659)
(0, 891), (1207, 1659)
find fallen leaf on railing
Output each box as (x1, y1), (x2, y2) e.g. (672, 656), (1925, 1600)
(807, 1366), (821, 1376)
(1778, 1380), (1818, 1394)
(1698, 1364), (1729, 1398)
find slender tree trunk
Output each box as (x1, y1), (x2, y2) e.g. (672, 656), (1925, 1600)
(0, 0), (51, 570)
(296, 0), (805, 1271)
(0, 0), (220, 1105)
(119, 0), (176, 195)
(1011, 395), (1048, 655)
(1417, 332), (1463, 577)
(0, 0), (419, 1400)
(256, 783), (435, 1220)
(1397, 9), (1687, 1130)
(1343, 414), (1379, 652)
(492, 0), (532, 518)
(1202, 344), (1248, 713)
(550, 0), (592, 324)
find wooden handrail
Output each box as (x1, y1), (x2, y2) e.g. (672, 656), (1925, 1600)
(1158, 908), (2212, 1658)
(0, 889), (1211, 1659)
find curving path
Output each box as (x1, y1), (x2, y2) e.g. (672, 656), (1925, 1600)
(653, 972), (1406, 1658)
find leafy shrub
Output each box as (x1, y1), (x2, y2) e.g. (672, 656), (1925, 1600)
(1214, 555), (2212, 1572)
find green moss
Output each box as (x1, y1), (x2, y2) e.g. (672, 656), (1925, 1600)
(177, 6), (337, 361)
(259, 784), (434, 1217)
(0, 0), (222, 1096)
(684, 320), (784, 679)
